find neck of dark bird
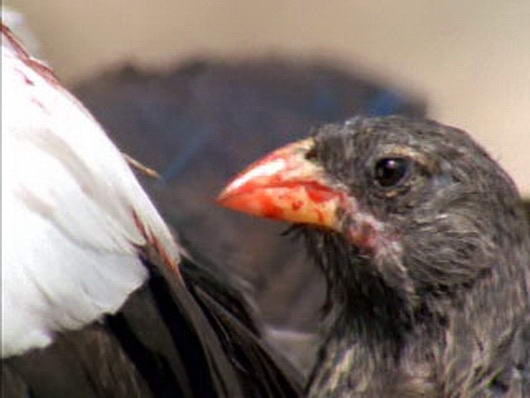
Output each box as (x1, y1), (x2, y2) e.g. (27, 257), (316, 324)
(307, 254), (446, 398)
(325, 262), (417, 359)
(308, 270), (420, 397)
(308, 228), (530, 397)
(302, 229), (419, 350)
(303, 228), (447, 396)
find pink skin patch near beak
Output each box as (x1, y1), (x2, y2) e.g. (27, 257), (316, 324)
(217, 139), (344, 229)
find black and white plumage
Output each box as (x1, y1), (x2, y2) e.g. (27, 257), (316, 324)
(1, 24), (302, 397)
(218, 116), (530, 397)
(71, 57), (426, 375)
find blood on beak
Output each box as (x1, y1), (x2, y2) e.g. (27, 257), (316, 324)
(217, 138), (344, 230)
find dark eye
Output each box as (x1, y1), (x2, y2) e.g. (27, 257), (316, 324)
(374, 157), (410, 187)
(305, 147), (318, 162)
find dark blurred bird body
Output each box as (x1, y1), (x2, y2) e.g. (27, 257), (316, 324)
(73, 57), (425, 350)
(219, 116), (530, 397)
(2, 24), (301, 397)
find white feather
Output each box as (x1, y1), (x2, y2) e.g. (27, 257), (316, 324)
(1, 28), (180, 358)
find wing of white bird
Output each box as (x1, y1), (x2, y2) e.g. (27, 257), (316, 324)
(1, 23), (302, 397)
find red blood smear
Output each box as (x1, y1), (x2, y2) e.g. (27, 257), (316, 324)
(219, 190), (286, 220)
(291, 200), (303, 211)
(350, 222), (379, 253)
(305, 184), (338, 203)
(218, 143), (345, 224)
(258, 191), (287, 220)
(3, 24), (61, 86)
(266, 181), (339, 203)
(223, 170), (339, 202)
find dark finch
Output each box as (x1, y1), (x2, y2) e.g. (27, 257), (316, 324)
(218, 116), (530, 397)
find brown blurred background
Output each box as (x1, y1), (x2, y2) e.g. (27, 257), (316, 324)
(5, 0), (530, 195)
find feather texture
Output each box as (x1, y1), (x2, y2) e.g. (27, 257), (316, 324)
(2, 24), (302, 397)
(2, 24), (179, 358)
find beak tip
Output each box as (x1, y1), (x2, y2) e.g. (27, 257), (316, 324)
(215, 192), (232, 209)
(215, 191), (226, 203)
(216, 182), (242, 208)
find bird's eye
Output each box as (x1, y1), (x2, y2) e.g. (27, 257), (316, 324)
(374, 157), (410, 187)
(305, 147), (318, 162)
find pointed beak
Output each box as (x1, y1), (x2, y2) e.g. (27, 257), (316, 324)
(217, 138), (345, 230)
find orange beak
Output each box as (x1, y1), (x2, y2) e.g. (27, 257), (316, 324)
(217, 138), (345, 230)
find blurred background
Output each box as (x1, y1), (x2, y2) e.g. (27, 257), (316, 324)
(5, 0), (530, 195)
(4, 0), (529, 374)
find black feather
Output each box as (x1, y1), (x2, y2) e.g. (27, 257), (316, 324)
(2, 250), (303, 398)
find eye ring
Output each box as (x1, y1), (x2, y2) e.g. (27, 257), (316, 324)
(374, 157), (410, 188)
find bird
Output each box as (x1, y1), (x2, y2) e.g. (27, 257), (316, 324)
(218, 115), (530, 397)
(72, 54), (425, 374)
(1, 23), (302, 397)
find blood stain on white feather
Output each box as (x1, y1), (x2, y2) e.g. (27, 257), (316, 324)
(2, 25), (181, 358)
